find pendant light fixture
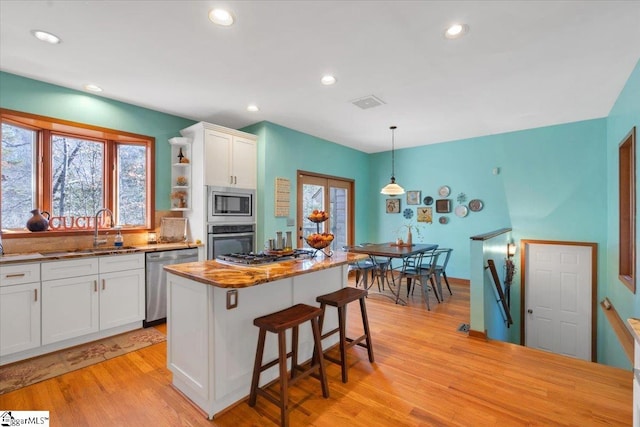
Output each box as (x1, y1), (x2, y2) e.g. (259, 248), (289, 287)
(380, 125), (405, 196)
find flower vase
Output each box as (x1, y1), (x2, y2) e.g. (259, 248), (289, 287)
(26, 209), (50, 232)
(407, 228), (413, 246)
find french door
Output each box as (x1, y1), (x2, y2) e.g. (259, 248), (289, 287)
(296, 171), (354, 251)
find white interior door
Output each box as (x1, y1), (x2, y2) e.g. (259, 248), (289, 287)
(524, 242), (594, 361)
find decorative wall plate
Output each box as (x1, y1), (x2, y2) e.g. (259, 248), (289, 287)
(469, 199), (484, 212)
(439, 216), (448, 224)
(403, 208), (414, 219)
(438, 185), (450, 197)
(423, 196), (433, 205)
(455, 205), (468, 218)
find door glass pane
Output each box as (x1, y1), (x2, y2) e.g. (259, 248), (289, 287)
(1, 123), (36, 229)
(329, 186), (348, 251)
(51, 135), (104, 219)
(117, 143), (146, 226)
(302, 183), (326, 237)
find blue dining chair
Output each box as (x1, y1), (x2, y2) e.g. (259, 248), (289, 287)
(399, 249), (440, 310)
(343, 245), (376, 289)
(429, 248), (453, 297)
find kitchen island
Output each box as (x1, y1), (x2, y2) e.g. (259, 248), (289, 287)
(163, 251), (367, 419)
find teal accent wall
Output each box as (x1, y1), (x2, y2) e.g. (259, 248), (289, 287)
(603, 59), (640, 369)
(370, 119), (607, 278)
(0, 72), (196, 210)
(241, 121), (371, 248)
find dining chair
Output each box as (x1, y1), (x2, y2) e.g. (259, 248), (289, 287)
(399, 250), (440, 310)
(343, 245), (376, 289)
(429, 248), (453, 297)
(358, 243), (391, 291)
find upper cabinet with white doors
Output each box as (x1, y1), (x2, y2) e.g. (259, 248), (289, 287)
(179, 122), (257, 190)
(204, 129), (256, 188)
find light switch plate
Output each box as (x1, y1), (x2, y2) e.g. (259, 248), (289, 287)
(286, 218), (295, 226)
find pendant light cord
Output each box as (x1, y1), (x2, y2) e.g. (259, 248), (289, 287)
(390, 125), (397, 180)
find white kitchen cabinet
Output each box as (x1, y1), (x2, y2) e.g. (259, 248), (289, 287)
(41, 257), (99, 345)
(205, 129), (256, 189)
(42, 274), (100, 345)
(0, 264), (41, 356)
(99, 270), (145, 329)
(0, 263), (42, 356)
(167, 265), (345, 419)
(41, 254), (144, 345)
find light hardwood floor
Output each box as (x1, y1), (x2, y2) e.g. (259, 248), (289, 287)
(0, 279), (632, 426)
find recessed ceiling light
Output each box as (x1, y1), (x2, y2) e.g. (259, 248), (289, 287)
(209, 8), (235, 26)
(321, 75), (337, 85)
(247, 104), (259, 112)
(31, 30), (61, 44)
(83, 84), (103, 93)
(444, 23), (469, 39)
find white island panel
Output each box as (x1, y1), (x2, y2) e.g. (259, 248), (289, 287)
(166, 263), (348, 419)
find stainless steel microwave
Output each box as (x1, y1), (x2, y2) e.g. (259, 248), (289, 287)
(207, 186), (255, 223)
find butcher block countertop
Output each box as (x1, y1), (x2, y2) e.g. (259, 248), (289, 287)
(164, 251), (367, 288)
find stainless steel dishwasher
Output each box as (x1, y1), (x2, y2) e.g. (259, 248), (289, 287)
(144, 248), (199, 327)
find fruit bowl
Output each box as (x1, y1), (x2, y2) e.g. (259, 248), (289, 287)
(307, 210), (329, 223)
(305, 233), (334, 249)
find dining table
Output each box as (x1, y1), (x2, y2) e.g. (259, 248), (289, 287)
(346, 242), (439, 305)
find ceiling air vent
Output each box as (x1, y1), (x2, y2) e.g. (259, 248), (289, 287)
(351, 95), (386, 110)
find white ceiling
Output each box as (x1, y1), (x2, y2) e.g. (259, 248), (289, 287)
(1, 1), (639, 153)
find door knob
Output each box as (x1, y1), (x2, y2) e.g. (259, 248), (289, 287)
(527, 309), (533, 314)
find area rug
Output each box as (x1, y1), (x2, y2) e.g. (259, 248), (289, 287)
(0, 328), (165, 395)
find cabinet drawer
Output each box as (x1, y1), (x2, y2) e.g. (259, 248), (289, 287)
(0, 263), (40, 286)
(99, 253), (144, 273)
(42, 258), (99, 281)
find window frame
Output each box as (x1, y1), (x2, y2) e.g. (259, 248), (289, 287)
(619, 126), (636, 293)
(1, 108), (155, 237)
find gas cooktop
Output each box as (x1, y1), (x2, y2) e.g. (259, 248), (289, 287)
(216, 249), (315, 265)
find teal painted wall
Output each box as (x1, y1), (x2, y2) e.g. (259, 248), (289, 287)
(0, 72), (196, 210)
(603, 59), (640, 369)
(370, 119), (607, 276)
(241, 121), (371, 248)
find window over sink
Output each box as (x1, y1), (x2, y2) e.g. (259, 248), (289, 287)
(1, 108), (155, 234)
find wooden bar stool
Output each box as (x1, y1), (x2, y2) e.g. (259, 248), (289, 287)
(315, 287), (374, 383)
(249, 303), (329, 427)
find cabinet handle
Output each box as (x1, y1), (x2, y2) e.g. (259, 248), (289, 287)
(102, 279), (106, 290)
(229, 176), (233, 184)
(6, 273), (26, 278)
(34, 289), (38, 302)
(94, 280), (98, 292)
(234, 176), (237, 184)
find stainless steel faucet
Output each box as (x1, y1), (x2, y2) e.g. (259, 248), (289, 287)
(94, 208), (114, 247)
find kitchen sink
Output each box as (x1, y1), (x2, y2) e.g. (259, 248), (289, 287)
(91, 246), (138, 254)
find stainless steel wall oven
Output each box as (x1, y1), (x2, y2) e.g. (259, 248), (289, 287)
(207, 223), (255, 260)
